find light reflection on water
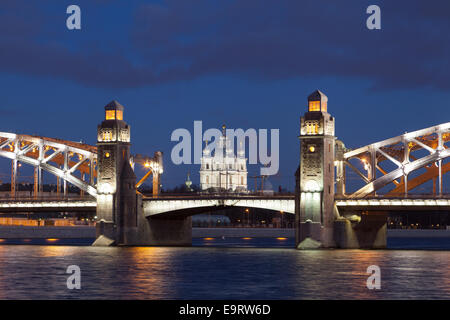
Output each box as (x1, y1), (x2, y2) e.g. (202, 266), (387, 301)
(0, 244), (449, 299)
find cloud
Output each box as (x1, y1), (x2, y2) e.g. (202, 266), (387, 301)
(132, 0), (450, 90)
(1, 0), (450, 90)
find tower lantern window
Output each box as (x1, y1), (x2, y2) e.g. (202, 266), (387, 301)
(308, 100), (327, 112)
(105, 110), (116, 120)
(105, 109), (123, 120)
(309, 101), (321, 112)
(307, 90), (328, 112)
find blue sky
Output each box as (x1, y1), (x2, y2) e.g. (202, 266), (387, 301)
(1, 0), (449, 190)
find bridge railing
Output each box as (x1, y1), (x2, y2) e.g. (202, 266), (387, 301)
(0, 195), (96, 202)
(143, 191), (295, 199)
(334, 193), (450, 200)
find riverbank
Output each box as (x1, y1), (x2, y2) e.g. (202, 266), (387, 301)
(1, 225), (450, 240)
(0, 225), (95, 239)
(0, 226), (293, 239)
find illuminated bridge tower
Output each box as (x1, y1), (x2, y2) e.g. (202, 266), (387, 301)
(94, 101), (137, 245)
(93, 100), (192, 246)
(296, 90), (336, 248)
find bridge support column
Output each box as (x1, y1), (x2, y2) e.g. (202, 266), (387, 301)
(153, 172), (160, 197)
(11, 159), (17, 198)
(152, 151), (163, 197)
(80, 173), (85, 197)
(34, 167), (38, 199)
(57, 176), (61, 196)
(63, 180), (67, 197)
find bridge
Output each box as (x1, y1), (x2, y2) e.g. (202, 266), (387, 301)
(0, 92), (448, 248)
(143, 195), (295, 217)
(5, 194), (449, 215)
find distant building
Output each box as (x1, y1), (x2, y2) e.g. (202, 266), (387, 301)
(185, 172), (193, 192)
(199, 125), (247, 192)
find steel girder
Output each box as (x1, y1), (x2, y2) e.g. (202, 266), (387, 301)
(344, 123), (450, 199)
(0, 132), (165, 198)
(0, 132), (97, 197)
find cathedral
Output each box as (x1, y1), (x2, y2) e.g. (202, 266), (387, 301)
(199, 125), (248, 192)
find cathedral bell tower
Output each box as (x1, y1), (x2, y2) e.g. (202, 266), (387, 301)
(95, 100), (137, 245)
(296, 90), (336, 248)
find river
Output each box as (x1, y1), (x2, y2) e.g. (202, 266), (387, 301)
(0, 237), (449, 299)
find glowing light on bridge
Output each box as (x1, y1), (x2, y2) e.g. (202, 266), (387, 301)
(305, 180), (320, 192)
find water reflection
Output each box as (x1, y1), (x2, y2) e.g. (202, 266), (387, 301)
(0, 245), (449, 299)
(126, 247), (173, 299)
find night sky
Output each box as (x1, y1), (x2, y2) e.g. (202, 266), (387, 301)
(1, 0), (449, 191)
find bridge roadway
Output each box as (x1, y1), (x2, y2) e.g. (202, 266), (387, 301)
(0, 197), (96, 213)
(0, 194), (449, 215)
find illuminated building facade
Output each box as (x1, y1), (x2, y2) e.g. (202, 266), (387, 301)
(200, 125), (248, 192)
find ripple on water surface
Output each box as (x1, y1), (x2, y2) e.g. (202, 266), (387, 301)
(0, 243), (449, 299)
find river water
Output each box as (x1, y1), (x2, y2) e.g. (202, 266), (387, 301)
(0, 238), (449, 299)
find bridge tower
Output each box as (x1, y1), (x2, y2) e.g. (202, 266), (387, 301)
(93, 100), (192, 246)
(94, 101), (137, 245)
(296, 90), (336, 248)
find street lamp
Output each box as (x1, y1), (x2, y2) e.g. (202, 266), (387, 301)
(245, 208), (250, 226)
(280, 210), (284, 228)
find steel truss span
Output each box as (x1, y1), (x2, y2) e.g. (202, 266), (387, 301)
(0, 133), (164, 199)
(0, 132), (98, 197)
(342, 123), (450, 199)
